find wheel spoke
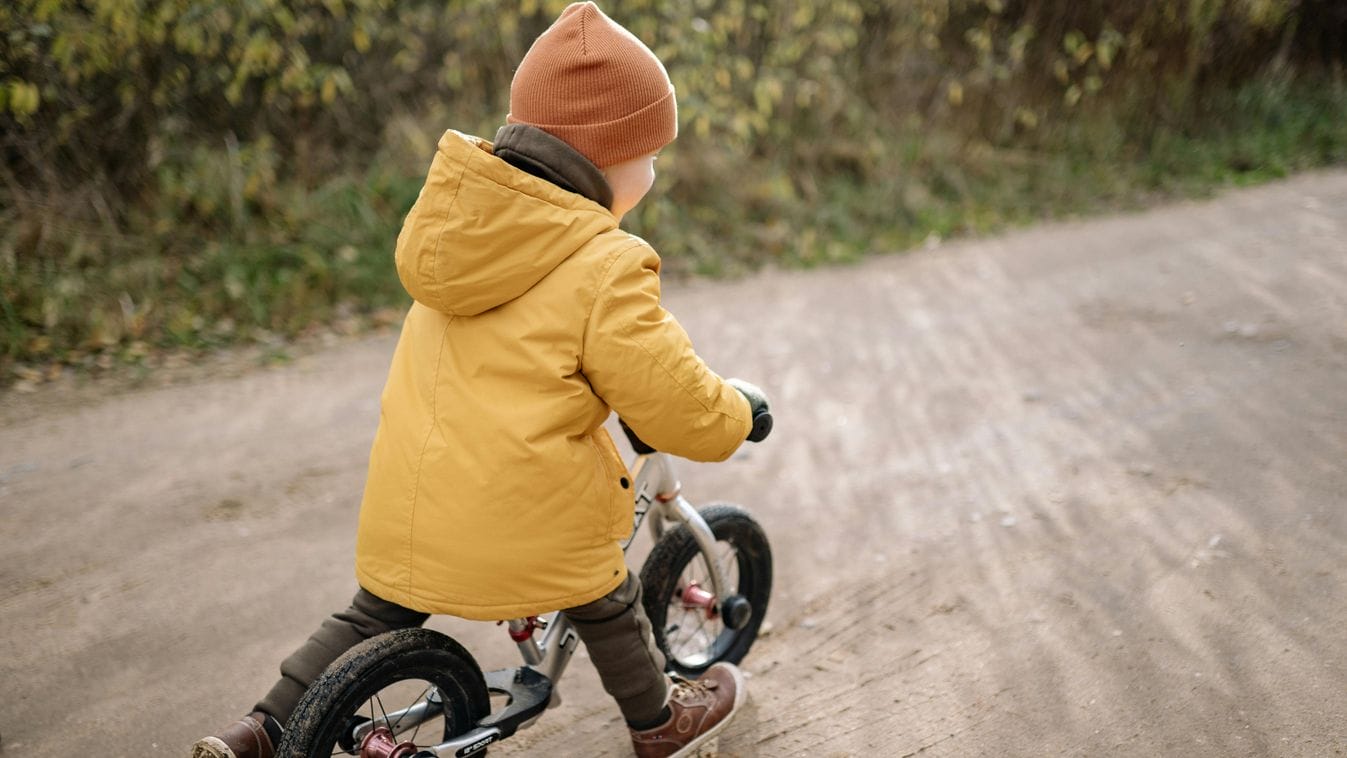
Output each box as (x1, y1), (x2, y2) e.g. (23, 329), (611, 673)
(665, 547), (730, 666)
(391, 684), (429, 732)
(717, 543), (738, 593)
(374, 693), (390, 727)
(401, 684), (433, 743)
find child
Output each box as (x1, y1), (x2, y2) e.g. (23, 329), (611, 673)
(191, 3), (770, 758)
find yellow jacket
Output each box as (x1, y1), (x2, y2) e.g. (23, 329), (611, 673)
(354, 130), (752, 619)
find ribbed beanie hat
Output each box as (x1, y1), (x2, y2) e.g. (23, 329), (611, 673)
(507, 2), (677, 169)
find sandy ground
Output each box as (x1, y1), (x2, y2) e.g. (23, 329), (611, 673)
(2, 172), (1346, 757)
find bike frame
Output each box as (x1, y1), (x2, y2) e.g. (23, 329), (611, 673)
(350, 448), (735, 757)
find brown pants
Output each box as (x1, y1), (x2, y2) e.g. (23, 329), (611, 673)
(256, 572), (670, 725)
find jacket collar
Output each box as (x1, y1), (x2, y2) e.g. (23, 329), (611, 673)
(493, 124), (614, 211)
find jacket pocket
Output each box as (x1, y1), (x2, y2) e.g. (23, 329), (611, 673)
(587, 430), (633, 542)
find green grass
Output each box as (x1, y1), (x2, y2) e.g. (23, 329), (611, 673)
(2, 162), (422, 369)
(3, 74), (1345, 384)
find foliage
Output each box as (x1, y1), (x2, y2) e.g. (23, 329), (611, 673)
(2, 0), (1345, 379)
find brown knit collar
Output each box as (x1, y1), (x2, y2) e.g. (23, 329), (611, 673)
(493, 124), (614, 210)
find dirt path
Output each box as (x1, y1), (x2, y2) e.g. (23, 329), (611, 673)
(3, 172), (1346, 757)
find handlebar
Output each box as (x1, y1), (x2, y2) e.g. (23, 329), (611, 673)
(747, 407), (773, 442)
(619, 419), (658, 455)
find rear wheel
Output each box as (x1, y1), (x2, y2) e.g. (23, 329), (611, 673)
(640, 504), (773, 678)
(277, 628), (490, 757)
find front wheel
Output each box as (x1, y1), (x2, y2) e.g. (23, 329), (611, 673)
(277, 628), (490, 757)
(640, 503), (773, 678)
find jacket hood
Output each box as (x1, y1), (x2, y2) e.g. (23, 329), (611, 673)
(395, 129), (618, 316)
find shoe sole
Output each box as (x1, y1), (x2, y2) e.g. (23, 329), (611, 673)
(190, 736), (236, 758)
(668, 664), (748, 758)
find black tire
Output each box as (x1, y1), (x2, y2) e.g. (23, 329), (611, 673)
(640, 503), (772, 678)
(277, 628), (490, 758)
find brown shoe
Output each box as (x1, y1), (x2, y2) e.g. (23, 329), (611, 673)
(630, 662), (747, 758)
(189, 711), (277, 758)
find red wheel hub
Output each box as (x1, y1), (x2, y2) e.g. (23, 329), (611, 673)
(360, 726), (419, 758)
(680, 581), (719, 619)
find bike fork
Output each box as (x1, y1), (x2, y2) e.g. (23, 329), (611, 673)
(663, 495), (734, 612)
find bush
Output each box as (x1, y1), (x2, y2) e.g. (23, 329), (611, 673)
(2, 0), (1345, 375)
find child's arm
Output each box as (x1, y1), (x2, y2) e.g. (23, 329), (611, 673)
(583, 244), (753, 462)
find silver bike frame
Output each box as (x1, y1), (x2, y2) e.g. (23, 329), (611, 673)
(352, 449), (735, 757)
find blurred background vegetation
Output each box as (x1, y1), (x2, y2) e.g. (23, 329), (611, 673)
(2, 0), (1345, 384)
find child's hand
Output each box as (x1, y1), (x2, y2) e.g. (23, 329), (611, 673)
(727, 379), (773, 442)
